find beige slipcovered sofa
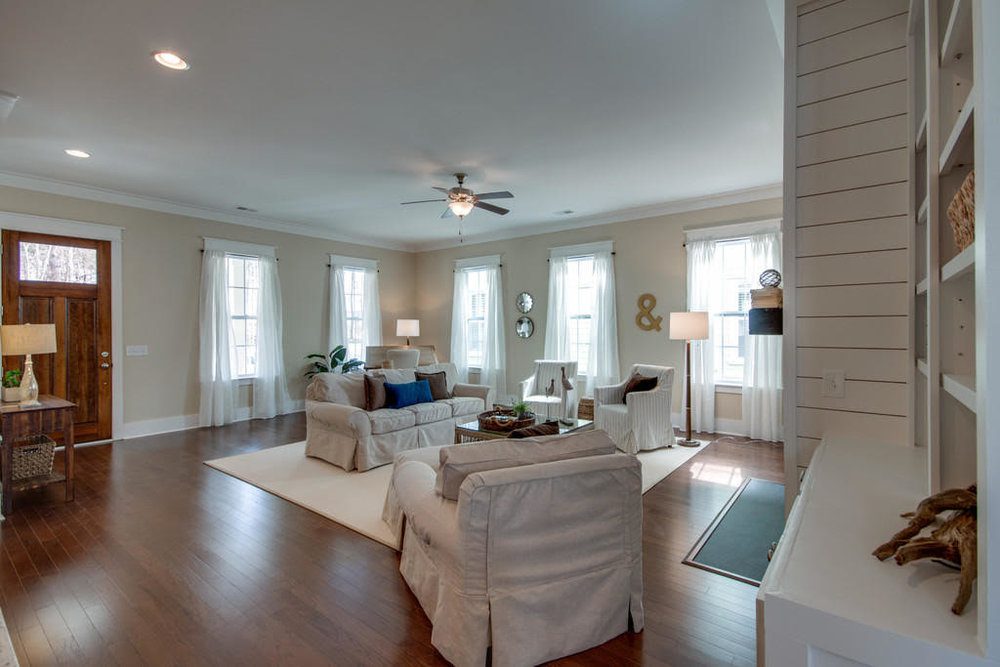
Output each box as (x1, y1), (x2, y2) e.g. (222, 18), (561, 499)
(382, 430), (644, 667)
(304, 363), (491, 471)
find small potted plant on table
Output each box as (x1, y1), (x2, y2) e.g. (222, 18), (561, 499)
(2, 369), (21, 403)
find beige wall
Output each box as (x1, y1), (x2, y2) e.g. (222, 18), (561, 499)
(0, 185), (417, 428)
(415, 198), (782, 422)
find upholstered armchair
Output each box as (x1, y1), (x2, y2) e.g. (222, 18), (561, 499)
(384, 432), (644, 666)
(521, 360), (579, 420)
(594, 364), (675, 454)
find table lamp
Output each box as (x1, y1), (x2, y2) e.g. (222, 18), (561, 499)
(396, 319), (420, 347)
(1, 323), (57, 407)
(669, 311), (709, 447)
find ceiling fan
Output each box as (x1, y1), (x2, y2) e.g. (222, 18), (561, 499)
(401, 173), (513, 219)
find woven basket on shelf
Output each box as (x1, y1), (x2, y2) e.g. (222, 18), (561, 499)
(947, 170), (975, 251)
(12, 434), (56, 481)
(478, 409), (536, 433)
(577, 398), (595, 421)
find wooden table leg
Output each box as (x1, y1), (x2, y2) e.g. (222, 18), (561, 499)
(64, 415), (75, 502)
(1, 422), (11, 516)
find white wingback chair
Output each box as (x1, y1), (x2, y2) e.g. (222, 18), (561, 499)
(521, 360), (579, 420)
(594, 364), (675, 454)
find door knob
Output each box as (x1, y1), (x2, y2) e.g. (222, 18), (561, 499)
(100, 362), (110, 369)
(101, 351), (110, 358)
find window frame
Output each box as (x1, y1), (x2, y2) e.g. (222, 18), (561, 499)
(225, 253), (262, 380)
(712, 236), (753, 387)
(462, 266), (490, 370)
(564, 254), (597, 376)
(330, 254), (380, 364)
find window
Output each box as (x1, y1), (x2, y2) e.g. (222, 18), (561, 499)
(463, 267), (489, 368)
(226, 254), (260, 378)
(342, 267), (366, 360)
(565, 255), (596, 375)
(713, 238), (752, 385)
(20, 241), (97, 284)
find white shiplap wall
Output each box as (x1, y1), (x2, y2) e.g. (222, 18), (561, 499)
(784, 0), (911, 503)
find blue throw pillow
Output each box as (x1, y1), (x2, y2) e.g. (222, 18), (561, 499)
(384, 380), (433, 409)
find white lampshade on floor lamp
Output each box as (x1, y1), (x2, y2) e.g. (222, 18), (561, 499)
(396, 319), (420, 347)
(1, 323), (57, 407)
(670, 311), (709, 447)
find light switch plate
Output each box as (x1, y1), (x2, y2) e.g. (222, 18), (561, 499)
(821, 370), (846, 398)
(126, 345), (149, 357)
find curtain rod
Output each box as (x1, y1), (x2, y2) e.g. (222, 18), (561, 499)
(547, 251), (615, 262)
(200, 249), (278, 261)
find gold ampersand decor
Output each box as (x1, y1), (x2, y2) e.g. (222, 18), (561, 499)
(635, 293), (662, 331)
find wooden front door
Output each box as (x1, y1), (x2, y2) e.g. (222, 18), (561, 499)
(2, 230), (112, 442)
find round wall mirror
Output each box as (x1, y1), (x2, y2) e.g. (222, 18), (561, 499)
(515, 316), (534, 338)
(515, 292), (534, 314)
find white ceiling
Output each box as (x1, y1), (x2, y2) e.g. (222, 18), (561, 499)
(0, 0), (783, 251)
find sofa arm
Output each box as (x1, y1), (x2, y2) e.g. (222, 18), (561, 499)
(393, 461), (461, 562)
(453, 383), (492, 406)
(594, 381), (627, 407)
(625, 387), (672, 427)
(305, 400), (371, 438)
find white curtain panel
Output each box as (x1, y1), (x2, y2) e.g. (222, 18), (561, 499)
(742, 230), (783, 441)
(198, 249), (235, 427)
(685, 239), (718, 434)
(587, 246), (620, 395)
(253, 256), (292, 420)
(451, 257), (506, 399)
(329, 256), (382, 355)
(545, 242), (620, 396)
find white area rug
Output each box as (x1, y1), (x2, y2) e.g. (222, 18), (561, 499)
(205, 440), (704, 549)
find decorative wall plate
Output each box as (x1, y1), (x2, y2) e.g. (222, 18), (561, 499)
(515, 291), (534, 313)
(515, 316), (534, 338)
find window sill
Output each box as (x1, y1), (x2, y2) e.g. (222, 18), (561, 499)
(234, 377), (255, 386)
(715, 383), (743, 395)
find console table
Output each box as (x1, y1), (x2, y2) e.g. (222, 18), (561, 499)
(1, 395), (76, 515)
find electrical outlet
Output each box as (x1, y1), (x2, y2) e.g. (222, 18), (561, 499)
(821, 370), (846, 398)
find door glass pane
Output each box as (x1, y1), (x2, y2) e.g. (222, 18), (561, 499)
(19, 242), (98, 284)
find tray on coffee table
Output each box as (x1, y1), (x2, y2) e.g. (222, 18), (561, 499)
(454, 417), (593, 444)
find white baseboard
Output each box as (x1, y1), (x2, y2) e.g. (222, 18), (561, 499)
(671, 412), (746, 438)
(120, 401), (304, 441)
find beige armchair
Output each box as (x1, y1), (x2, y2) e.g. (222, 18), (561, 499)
(594, 363), (675, 454)
(520, 359), (579, 420)
(383, 432), (643, 666)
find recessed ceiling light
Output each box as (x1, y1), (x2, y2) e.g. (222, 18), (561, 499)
(555, 209), (574, 215)
(64, 149), (91, 158)
(235, 205), (258, 213)
(152, 51), (190, 70)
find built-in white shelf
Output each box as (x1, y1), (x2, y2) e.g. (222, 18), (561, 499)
(917, 358), (929, 377)
(916, 277), (928, 295)
(940, 92), (975, 175)
(915, 111), (928, 151)
(941, 243), (975, 283)
(941, 0), (972, 66)
(917, 195), (929, 224)
(942, 373), (977, 414)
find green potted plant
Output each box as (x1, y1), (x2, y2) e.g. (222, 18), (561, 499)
(304, 345), (365, 378)
(2, 369), (21, 403)
(511, 400), (532, 419)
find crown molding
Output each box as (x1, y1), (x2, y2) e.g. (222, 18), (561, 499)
(0, 170), (411, 252)
(0, 169), (780, 255)
(410, 182), (783, 252)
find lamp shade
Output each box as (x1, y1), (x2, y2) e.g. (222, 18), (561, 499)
(1, 323), (57, 355)
(669, 311), (709, 341)
(396, 319), (420, 337)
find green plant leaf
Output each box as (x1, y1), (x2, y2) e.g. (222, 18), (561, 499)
(331, 346), (347, 365)
(305, 354), (328, 360)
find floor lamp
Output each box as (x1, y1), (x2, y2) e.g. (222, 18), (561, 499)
(669, 311), (709, 447)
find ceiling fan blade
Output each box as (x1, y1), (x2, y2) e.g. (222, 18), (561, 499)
(473, 191), (514, 200)
(432, 186), (450, 193)
(441, 207), (454, 219)
(401, 198), (446, 205)
(474, 201), (509, 215)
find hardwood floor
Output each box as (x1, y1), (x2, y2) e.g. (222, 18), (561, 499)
(0, 415), (783, 666)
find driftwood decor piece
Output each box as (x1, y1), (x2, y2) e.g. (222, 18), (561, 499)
(873, 485), (977, 615)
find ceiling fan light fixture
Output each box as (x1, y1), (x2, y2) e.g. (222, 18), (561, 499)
(449, 199), (474, 218)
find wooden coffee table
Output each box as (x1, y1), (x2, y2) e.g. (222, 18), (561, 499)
(454, 417), (593, 444)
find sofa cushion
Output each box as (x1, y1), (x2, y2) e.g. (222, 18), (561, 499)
(385, 380), (433, 409)
(415, 370), (450, 401)
(367, 408), (417, 434)
(378, 368), (417, 385)
(435, 429), (615, 500)
(364, 373), (387, 411)
(405, 401), (452, 425)
(438, 396), (484, 418)
(306, 372), (366, 408)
